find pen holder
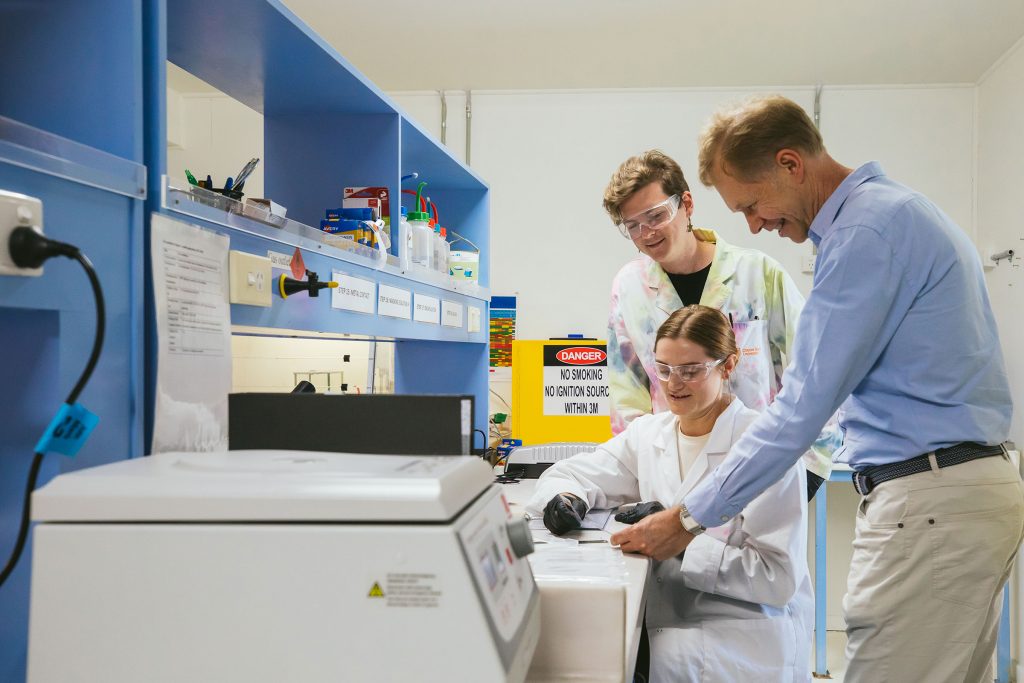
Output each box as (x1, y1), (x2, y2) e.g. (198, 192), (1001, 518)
(210, 186), (244, 201)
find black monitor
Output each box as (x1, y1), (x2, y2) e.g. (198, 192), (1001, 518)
(228, 393), (474, 455)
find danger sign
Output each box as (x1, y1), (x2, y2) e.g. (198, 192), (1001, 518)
(542, 345), (610, 416)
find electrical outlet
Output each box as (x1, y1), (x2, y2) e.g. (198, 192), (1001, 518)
(229, 250), (272, 306)
(801, 254), (816, 275)
(0, 190), (44, 276)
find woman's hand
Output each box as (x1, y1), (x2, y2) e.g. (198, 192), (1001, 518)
(614, 501), (666, 525)
(542, 493), (588, 535)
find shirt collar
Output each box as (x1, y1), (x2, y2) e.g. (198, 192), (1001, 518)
(654, 397), (744, 454)
(808, 161), (885, 246)
(645, 227), (733, 296)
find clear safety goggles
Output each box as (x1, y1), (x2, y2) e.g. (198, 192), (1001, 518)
(653, 358), (724, 383)
(616, 194), (681, 239)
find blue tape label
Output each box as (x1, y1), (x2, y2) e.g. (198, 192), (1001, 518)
(35, 403), (99, 457)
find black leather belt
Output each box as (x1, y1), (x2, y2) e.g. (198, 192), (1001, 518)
(853, 442), (1007, 495)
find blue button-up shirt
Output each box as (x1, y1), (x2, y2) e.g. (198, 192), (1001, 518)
(684, 162), (1013, 527)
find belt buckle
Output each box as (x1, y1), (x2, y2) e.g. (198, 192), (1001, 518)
(854, 471), (874, 496)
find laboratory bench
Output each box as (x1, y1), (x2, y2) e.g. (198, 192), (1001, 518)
(500, 478), (651, 683)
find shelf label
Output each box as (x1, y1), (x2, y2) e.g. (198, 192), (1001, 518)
(378, 283), (412, 319)
(442, 300), (464, 328)
(468, 306), (482, 333)
(414, 293), (441, 324)
(331, 270), (376, 314)
(268, 250), (292, 270)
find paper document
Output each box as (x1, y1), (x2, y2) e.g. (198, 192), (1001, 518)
(150, 213), (232, 453)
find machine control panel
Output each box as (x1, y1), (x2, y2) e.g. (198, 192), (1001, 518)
(457, 486), (537, 642)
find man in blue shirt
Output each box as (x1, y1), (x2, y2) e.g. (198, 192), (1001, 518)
(611, 95), (1022, 682)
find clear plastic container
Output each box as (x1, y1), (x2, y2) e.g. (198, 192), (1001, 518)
(397, 207), (411, 271)
(408, 211), (433, 269)
(440, 227), (451, 276)
(433, 224), (444, 273)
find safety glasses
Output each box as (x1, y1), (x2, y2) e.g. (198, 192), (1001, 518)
(653, 358), (724, 383)
(616, 194), (681, 239)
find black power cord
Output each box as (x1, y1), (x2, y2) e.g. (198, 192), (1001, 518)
(0, 227), (105, 589)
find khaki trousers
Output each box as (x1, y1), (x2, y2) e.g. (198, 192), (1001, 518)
(843, 451), (1024, 683)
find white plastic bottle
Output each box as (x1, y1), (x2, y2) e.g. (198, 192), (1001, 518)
(408, 211), (433, 269)
(433, 224), (445, 273)
(440, 227), (451, 278)
(397, 207), (411, 271)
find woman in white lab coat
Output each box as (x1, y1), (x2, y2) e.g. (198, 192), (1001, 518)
(527, 305), (812, 683)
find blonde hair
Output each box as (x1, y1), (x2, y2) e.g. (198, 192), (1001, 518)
(655, 305), (737, 361)
(698, 95), (824, 186)
(603, 150), (690, 224)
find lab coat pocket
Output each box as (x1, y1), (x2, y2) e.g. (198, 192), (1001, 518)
(648, 623), (704, 683)
(700, 616), (796, 682)
(729, 318), (772, 411)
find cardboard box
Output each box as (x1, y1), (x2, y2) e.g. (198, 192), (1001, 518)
(343, 187), (390, 227)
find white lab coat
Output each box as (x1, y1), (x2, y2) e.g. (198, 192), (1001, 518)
(527, 399), (812, 683)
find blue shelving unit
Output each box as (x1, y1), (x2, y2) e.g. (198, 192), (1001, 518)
(148, 0), (491, 445)
(0, 0), (491, 678)
(0, 2), (146, 680)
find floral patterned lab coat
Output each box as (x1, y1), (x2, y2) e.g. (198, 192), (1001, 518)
(607, 228), (837, 478)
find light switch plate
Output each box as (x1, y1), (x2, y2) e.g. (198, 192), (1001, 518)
(229, 250), (272, 306)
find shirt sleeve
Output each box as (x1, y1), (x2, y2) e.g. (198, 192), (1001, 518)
(766, 259), (843, 477)
(683, 226), (907, 526)
(608, 285), (652, 435)
(525, 428), (643, 517)
(680, 461), (806, 608)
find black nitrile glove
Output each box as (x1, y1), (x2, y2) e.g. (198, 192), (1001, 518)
(542, 493), (588, 536)
(614, 501), (665, 525)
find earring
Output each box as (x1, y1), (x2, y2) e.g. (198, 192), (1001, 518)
(686, 218), (693, 233)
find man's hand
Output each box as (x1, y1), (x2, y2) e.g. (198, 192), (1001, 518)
(610, 505), (695, 560)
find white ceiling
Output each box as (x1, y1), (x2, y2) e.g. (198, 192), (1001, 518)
(275, 0), (1024, 91)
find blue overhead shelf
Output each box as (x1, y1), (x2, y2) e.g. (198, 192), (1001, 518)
(401, 116), (489, 191)
(167, 0), (396, 116)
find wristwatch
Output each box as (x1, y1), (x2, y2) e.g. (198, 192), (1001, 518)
(678, 503), (706, 536)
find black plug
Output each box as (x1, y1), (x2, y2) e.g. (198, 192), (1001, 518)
(9, 226), (79, 268)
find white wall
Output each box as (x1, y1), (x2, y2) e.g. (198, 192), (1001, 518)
(166, 90), (265, 199)
(978, 38), (1024, 450)
(392, 86), (976, 341)
(976, 35), (1024, 679)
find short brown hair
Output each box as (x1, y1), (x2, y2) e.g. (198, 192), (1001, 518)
(603, 150), (690, 224)
(698, 95), (824, 186)
(655, 305), (737, 361)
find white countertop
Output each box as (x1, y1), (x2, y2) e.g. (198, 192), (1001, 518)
(499, 477), (651, 683)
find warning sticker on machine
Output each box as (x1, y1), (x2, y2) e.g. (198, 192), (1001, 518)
(382, 573), (441, 608)
(368, 582), (385, 598)
(542, 345), (610, 416)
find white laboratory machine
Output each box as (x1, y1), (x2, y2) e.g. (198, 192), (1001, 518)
(27, 450), (540, 683)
